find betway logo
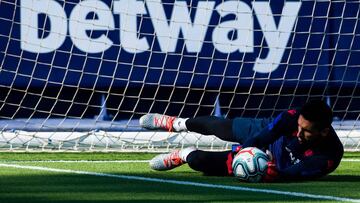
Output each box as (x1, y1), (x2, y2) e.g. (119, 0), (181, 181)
(20, 0), (301, 73)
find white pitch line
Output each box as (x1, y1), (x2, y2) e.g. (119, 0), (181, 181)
(342, 159), (360, 162)
(0, 163), (359, 203)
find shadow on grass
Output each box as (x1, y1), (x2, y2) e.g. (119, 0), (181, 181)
(0, 173), (337, 203)
(318, 174), (360, 182)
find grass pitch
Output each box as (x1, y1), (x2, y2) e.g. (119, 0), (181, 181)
(0, 152), (359, 203)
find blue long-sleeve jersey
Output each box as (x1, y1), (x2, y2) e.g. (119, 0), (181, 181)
(242, 110), (344, 181)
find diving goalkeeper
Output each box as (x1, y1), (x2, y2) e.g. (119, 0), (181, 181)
(140, 100), (344, 182)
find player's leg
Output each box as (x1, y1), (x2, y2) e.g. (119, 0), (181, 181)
(140, 114), (235, 142)
(140, 114), (272, 143)
(139, 113), (188, 132)
(185, 116), (273, 143)
(150, 147), (232, 176)
(149, 147), (197, 171)
(232, 117), (273, 143)
(186, 149), (232, 176)
(185, 116), (234, 142)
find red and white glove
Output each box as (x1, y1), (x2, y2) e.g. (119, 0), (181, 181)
(226, 145), (243, 175)
(263, 150), (279, 182)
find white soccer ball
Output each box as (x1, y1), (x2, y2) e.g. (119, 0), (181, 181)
(232, 147), (270, 183)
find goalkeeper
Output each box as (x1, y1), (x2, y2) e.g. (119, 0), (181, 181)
(140, 100), (344, 182)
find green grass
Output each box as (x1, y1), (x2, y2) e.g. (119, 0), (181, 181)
(0, 152), (359, 203)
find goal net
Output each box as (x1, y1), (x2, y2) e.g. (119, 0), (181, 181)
(0, 0), (359, 151)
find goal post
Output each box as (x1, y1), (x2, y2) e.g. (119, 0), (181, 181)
(0, 0), (359, 151)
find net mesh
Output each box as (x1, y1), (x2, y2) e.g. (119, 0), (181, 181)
(0, 0), (359, 151)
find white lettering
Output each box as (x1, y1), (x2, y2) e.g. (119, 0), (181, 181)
(113, 0), (149, 53)
(252, 2), (301, 73)
(213, 1), (253, 53)
(69, 0), (115, 53)
(20, 0), (67, 53)
(19, 0), (302, 73)
(146, 0), (215, 52)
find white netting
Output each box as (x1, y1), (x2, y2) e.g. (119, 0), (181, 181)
(0, 0), (359, 151)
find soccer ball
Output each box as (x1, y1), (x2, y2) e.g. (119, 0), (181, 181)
(232, 147), (270, 183)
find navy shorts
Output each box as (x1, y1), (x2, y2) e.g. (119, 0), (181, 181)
(231, 117), (273, 144)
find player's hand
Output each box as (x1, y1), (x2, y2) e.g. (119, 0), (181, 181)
(227, 145), (243, 175)
(263, 150), (278, 182)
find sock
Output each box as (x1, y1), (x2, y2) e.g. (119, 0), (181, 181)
(179, 146), (197, 162)
(173, 118), (189, 132)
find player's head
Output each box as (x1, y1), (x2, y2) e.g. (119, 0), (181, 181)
(297, 100), (333, 144)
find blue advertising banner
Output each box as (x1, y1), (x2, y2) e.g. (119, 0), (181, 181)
(0, 0), (359, 118)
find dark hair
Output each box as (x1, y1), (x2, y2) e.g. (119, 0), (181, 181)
(300, 100), (333, 130)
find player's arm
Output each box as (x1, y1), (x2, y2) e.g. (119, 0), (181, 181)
(269, 155), (335, 182)
(242, 110), (297, 149)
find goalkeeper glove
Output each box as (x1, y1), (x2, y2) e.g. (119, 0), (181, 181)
(263, 150), (279, 182)
(226, 145), (242, 175)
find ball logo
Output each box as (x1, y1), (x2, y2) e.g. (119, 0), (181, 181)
(20, 0), (301, 73)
